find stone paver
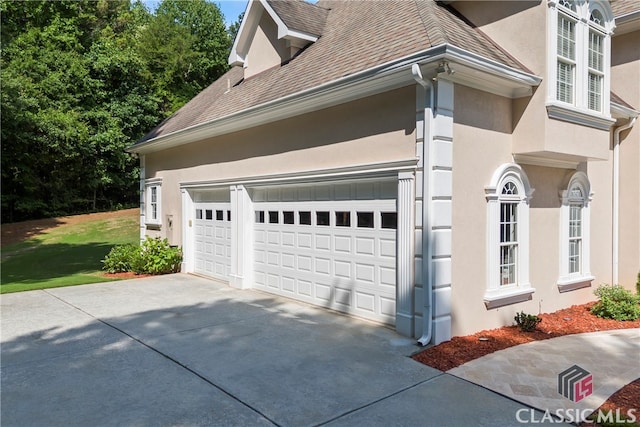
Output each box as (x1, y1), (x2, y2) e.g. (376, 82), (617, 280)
(449, 328), (640, 420)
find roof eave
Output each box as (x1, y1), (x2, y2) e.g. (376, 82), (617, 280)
(128, 44), (541, 155)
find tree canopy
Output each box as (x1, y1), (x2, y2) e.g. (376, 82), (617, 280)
(1, 0), (237, 222)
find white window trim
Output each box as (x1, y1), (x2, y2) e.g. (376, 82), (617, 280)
(144, 178), (163, 228)
(484, 164), (535, 309)
(546, 0), (615, 130)
(558, 171), (594, 292)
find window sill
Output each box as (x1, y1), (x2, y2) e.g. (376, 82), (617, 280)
(145, 222), (162, 231)
(546, 101), (616, 131)
(557, 275), (594, 293)
(484, 286), (536, 310)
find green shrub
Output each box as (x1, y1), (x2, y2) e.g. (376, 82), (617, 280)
(514, 311), (542, 332)
(102, 237), (182, 275)
(138, 237), (182, 275)
(102, 244), (141, 273)
(590, 284), (640, 321)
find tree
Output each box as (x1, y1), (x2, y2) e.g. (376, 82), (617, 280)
(1, 0), (232, 222)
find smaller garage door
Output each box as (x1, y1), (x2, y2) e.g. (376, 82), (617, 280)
(193, 190), (232, 281)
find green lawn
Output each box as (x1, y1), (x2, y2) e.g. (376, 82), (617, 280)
(1, 213), (139, 293)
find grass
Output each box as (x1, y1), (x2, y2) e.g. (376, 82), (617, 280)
(1, 214), (139, 293)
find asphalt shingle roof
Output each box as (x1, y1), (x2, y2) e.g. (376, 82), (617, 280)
(136, 0), (532, 145)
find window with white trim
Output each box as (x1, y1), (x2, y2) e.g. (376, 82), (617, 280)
(547, 0), (614, 129)
(485, 164), (535, 309)
(558, 171), (593, 291)
(145, 179), (162, 227)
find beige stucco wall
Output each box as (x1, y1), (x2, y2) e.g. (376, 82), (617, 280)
(244, 12), (288, 79)
(144, 85), (417, 246)
(451, 84), (609, 337)
(451, 85), (515, 336)
(612, 29), (640, 290)
(452, 1), (546, 75)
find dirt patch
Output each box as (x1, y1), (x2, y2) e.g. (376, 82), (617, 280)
(1, 209), (139, 247)
(412, 302), (640, 424)
(101, 272), (152, 280)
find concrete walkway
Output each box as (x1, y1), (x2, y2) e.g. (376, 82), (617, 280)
(1, 274), (574, 426)
(449, 328), (640, 418)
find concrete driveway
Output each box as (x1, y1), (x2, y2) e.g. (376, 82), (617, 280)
(1, 274), (562, 426)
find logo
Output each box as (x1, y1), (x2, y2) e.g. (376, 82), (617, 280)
(558, 365), (593, 402)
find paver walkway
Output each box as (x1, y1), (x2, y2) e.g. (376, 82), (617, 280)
(449, 328), (640, 420)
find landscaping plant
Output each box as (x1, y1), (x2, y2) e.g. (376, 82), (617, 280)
(590, 284), (640, 321)
(514, 311), (542, 332)
(102, 237), (182, 275)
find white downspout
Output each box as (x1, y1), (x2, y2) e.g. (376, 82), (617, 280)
(612, 116), (637, 285)
(412, 64), (435, 346)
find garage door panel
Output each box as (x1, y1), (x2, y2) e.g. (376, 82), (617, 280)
(334, 287), (352, 307)
(379, 238), (396, 258)
(297, 255), (312, 271)
(298, 280), (313, 297)
(315, 257), (331, 275)
(334, 260), (351, 278)
(282, 276), (295, 293)
(282, 232), (295, 246)
(297, 233), (312, 248)
(315, 283), (331, 301)
(379, 266), (396, 287)
(282, 253), (295, 269)
(315, 234), (331, 251)
(334, 235), (351, 253)
(355, 237), (375, 256)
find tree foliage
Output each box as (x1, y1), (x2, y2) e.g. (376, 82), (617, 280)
(1, 0), (235, 222)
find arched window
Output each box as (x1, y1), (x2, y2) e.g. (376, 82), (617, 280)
(484, 164), (535, 309)
(558, 171), (594, 291)
(547, 0), (615, 129)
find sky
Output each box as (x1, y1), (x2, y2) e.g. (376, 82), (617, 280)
(143, 1), (249, 26)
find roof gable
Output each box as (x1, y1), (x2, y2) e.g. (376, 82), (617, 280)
(229, 0), (328, 67)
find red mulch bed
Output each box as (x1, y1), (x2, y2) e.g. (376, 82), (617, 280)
(412, 302), (640, 423)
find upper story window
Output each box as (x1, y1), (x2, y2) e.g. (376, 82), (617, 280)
(547, 0), (615, 130)
(484, 164), (535, 309)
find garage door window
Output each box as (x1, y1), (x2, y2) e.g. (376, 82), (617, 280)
(336, 211), (351, 227)
(196, 209), (203, 220)
(283, 211), (295, 224)
(381, 212), (397, 229)
(206, 209), (213, 220)
(255, 210), (265, 223)
(269, 211), (279, 224)
(216, 210), (224, 221)
(357, 212), (374, 228)
(317, 211), (330, 226)
(299, 211), (311, 225)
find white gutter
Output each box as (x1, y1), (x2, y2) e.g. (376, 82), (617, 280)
(612, 115), (637, 285)
(412, 63), (435, 347)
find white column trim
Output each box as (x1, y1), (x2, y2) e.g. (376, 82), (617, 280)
(396, 171), (415, 337)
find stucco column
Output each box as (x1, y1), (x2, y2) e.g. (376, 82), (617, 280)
(181, 188), (194, 273)
(396, 171), (415, 337)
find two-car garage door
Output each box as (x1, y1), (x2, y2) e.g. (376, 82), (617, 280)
(193, 180), (398, 326)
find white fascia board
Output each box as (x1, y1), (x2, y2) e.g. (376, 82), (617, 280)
(228, 1), (261, 66)
(443, 45), (542, 97)
(129, 44), (541, 155)
(259, 0), (319, 43)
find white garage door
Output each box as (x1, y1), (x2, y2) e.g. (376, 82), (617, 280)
(252, 181), (397, 325)
(193, 191), (232, 281)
